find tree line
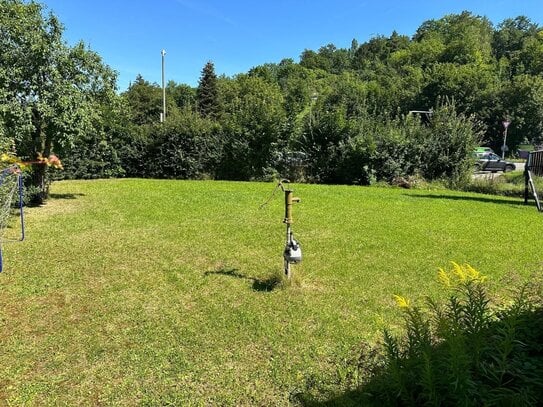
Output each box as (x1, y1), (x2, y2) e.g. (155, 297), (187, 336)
(1, 0), (542, 202)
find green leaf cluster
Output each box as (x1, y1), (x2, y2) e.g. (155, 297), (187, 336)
(0, 0), (120, 202)
(3, 4), (542, 189)
(304, 266), (543, 406)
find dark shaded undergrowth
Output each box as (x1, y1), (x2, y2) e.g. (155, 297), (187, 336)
(299, 265), (543, 406)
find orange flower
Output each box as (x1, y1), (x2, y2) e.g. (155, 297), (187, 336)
(48, 154), (63, 169)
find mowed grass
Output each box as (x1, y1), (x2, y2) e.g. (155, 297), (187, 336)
(1, 179), (542, 405)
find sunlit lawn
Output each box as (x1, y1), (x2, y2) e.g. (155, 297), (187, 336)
(1, 179), (542, 405)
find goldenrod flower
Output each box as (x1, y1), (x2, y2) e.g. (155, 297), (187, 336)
(451, 261), (466, 282)
(393, 294), (410, 309)
(438, 267), (450, 287)
(439, 262), (487, 286)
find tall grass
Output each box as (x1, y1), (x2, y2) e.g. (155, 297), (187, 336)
(463, 170), (543, 198)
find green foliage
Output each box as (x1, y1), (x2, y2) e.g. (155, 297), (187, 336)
(500, 75), (543, 147)
(493, 16), (540, 60)
(307, 265), (543, 406)
(300, 44), (352, 74)
(62, 133), (125, 180)
(335, 133), (376, 185)
(296, 101), (479, 185)
(0, 0), (118, 202)
(371, 118), (421, 182)
(420, 102), (481, 184)
(197, 61), (220, 119)
(112, 125), (150, 178)
(0, 118), (14, 155)
(5, 4), (542, 187)
(217, 75), (286, 180)
(372, 269), (542, 406)
(124, 75), (163, 125)
(167, 80), (196, 110)
(145, 109), (222, 179)
(62, 83), (131, 180)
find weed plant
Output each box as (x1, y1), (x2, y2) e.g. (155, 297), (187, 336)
(309, 264), (543, 406)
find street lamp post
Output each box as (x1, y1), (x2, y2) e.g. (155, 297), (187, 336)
(309, 92), (318, 137)
(161, 49), (166, 123)
(502, 119), (511, 159)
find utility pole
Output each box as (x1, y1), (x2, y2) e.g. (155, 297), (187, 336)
(161, 49), (166, 123)
(309, 92), (318, 138)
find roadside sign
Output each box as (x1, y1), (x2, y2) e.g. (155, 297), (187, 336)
(503, 120), (511, 129)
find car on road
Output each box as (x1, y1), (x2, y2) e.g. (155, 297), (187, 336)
(474, 152), (516, 172)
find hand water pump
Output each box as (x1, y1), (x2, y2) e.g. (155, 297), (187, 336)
(260, 179), (302, 279)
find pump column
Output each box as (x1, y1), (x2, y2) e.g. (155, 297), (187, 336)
(283, 189), (300, 279)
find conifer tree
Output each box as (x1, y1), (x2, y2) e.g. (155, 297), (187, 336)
(196, 61), (219, 119)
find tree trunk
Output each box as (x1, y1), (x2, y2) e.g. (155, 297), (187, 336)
(30, 109), (51, 205)
(31, 163), (48, 205)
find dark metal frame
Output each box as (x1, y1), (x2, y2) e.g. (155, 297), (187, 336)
(524, 150), (543, 212)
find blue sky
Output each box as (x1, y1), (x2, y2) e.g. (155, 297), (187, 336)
(42, 0), (543, 91)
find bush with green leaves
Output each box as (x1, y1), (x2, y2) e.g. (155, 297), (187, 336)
(302, 264), (543, 406)
(111, 125), (150, 178)
(62, 133), (125, 180)
(297, 100), (479, 186)
(145, 110), (222, 179)
(335, 133), (377, 185)
(371, 118), (423, 182)
(420, 102), (482, 185)
(357, 264), (543, 406)
(216, 75), (287, 181)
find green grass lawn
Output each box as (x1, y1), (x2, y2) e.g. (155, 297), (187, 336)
(1, 179), (542, 405)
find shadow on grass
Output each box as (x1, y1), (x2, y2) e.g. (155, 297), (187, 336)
(405, 193), (526, 207)
(25, 192), (85, 208)
(49, 193), (85, 200)
(204, 267), (282, 292)
(297, 390), (364, 407)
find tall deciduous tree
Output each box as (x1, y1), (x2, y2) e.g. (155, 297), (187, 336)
(196, 61), (220, 119)
(493, 16), (540, 61)
(124, 75), (163, 125)
(217, 75), (286, 180)
(0, 0), (117, 202)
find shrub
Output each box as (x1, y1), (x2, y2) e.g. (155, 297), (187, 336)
(358, 264), (543, 406)
(145, 111), (222, 179)
(301, 264), (543, 406)
(335, 135), (376, 185)
(419, 102), (482, 185)
(62, 134), (125, 180)
(372, 118), (423, 182)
